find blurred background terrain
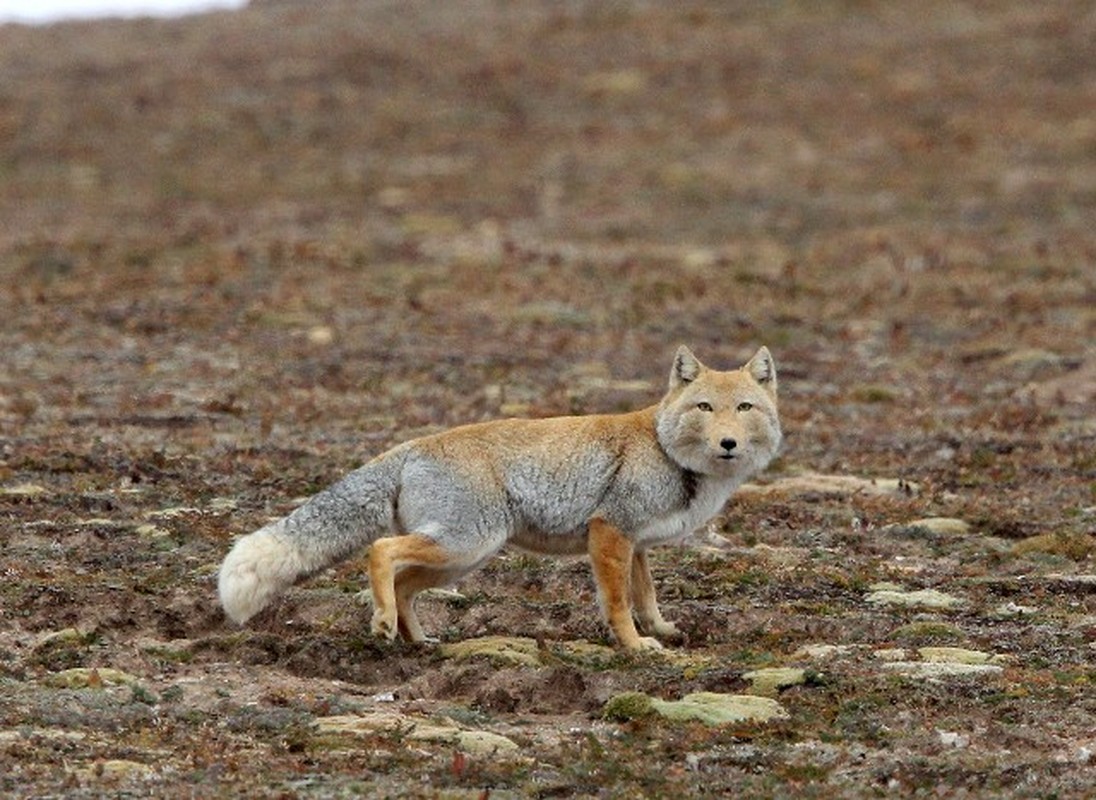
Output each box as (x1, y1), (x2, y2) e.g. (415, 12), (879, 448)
(0, 1), (1093, 796)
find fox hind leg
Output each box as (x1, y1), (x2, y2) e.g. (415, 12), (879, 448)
(588, 519), (662, 650)
(370, 532), (499, 643)
(631, 550), (683, 643)
(394, 565), (459, 643)
(368, 534), (454, 641)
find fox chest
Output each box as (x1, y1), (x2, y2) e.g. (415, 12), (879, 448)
(630, 478), (735, 548)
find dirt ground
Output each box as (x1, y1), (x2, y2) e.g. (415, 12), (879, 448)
(1, 1), (1094, 797)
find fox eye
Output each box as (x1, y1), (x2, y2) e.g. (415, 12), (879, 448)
(736, 402), (754, 412)
(696, 401), (713, 412)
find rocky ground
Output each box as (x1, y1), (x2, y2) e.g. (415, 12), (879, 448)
(0, 1), (1094, 797)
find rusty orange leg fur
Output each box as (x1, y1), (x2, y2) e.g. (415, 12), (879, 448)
(369, 535), (452, 641)
(631, 550), (683, 643)
(394, 565), (457, 643)
(588, 519), (662, 650)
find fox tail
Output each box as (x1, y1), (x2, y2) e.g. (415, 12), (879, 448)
(218, 452), (403, 624)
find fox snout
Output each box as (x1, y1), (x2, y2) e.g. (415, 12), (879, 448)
(718, 438), (737, 458)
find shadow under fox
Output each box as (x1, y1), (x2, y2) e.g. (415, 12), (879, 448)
(219, 346), (781, 649)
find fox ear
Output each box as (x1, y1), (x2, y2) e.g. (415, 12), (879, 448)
(670, 345), (703, 388)
(746, 346), (777, 393)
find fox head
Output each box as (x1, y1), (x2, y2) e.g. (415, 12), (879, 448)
(655, 346), (782, 480)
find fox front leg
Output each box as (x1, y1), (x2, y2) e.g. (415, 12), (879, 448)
(588, 518), (663, 650)
(631, 550), (683, 644)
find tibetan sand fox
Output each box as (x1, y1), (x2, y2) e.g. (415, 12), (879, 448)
(219, 346), (781, 649)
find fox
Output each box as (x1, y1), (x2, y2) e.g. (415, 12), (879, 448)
(218, 345), (781, 650)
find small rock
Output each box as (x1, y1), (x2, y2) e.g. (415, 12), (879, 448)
(865, 588), (965, 610)
(450, 730), (521, 756)
(419, 587), (468, 603)
(145, 506), (202, 520)
(937, 730), (970, 749)
(134, 523), (171, 539)
(315, 713), (392, 736)
(868, 581), (906, 592)
(208, 497), (238, 513)
(605, 691), (788, 725)
(742, 667), (808, 695)
(651, 692), (788, 725)
(307, 326), (335, 346)
(556, 640), (617, 668)
(891, 621), (965, 642)
(43, 668), (140, 689)
(992, 602), (1038, 618)
(918, 647), (1008, 666)
(872, 648), (909, 662)
(79, 759), (156, 782)
(794, 643), (856, 660)
(739, 472), (919, 500)
(0, 483), (48, 499)
(888, 518), (971, 536)
(315, 713), (519, 757)
(1043, 574), (1096, 592)
(882, 661), (1003, 679)
(437, 636), (542, 667)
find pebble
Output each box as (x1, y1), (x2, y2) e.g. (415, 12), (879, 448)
(77, 759), (156, 782)
(937, 730), (970, 749)
(738, 472), (919, 499)
(0, 483), (48, 499)
(865, 588), (966, 610)
(890, 517), (971, 536)
(315, 713), (520, 757)
(918, 647), (1008, 665)
(742, 667), (808, 695)
(882, 661), (1004, 679)
(652, 692), (789, 725)
(793, 643), (857, 660)
(43, 667), (140, 689)
(438, 636), (542, 667)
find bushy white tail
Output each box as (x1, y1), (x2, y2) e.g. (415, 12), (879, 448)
(218, 525), (308, 624)
(217, 452), (405, 625)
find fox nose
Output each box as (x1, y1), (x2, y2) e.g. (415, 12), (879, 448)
(720, 438), (737, 452)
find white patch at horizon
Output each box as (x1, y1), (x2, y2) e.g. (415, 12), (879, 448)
(0, 0), (246, 24)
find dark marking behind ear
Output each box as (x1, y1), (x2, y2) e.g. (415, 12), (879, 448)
(745, 346), (777, 392)
(671, 345), (703, 389)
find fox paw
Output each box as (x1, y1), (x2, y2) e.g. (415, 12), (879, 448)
(371, 609), (398, 641)
(632, 636), (664, 651)
(651, 622), (684, 644)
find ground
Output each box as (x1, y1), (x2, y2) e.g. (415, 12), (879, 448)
(0, 1), (1094, 797)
